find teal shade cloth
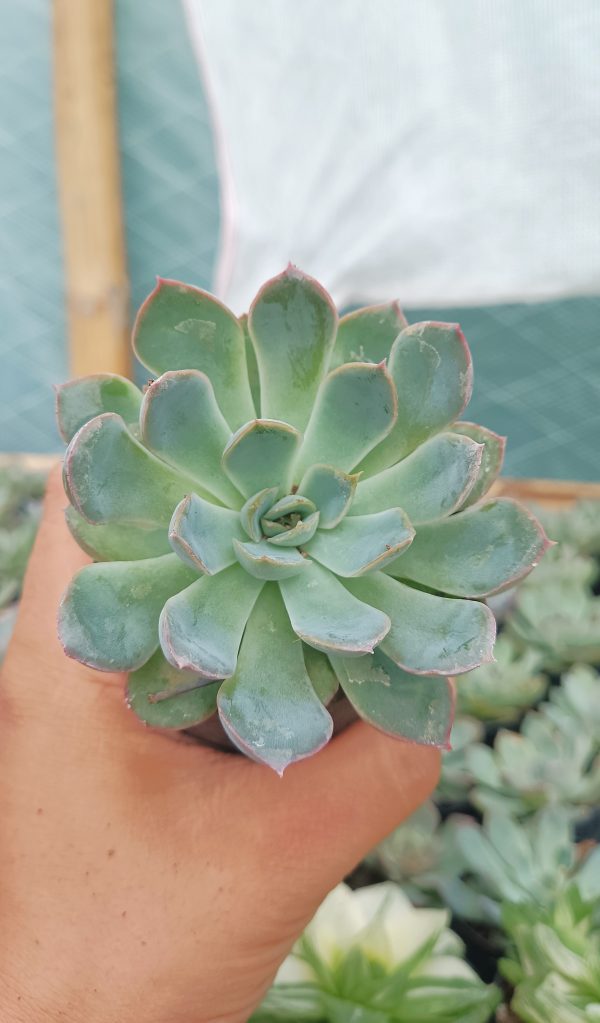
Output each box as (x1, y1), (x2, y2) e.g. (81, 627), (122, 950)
(405, 299), (600, 482)
(0, 0), (597, 482)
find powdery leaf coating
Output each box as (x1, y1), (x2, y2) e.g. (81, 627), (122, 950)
(57, 267), (548, 771)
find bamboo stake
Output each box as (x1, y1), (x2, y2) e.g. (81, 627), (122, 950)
(53, 0), (130, 378)
(490, 476), (600, 510)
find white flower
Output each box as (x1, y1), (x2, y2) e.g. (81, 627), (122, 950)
(276, 882), (457, 981)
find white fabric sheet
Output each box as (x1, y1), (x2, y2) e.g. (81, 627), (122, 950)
(184, 0), (600, 313)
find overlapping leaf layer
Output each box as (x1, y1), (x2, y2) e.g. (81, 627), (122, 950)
(57, 267), (549, 772)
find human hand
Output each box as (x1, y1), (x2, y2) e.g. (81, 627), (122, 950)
(0, 468), (439, 1023)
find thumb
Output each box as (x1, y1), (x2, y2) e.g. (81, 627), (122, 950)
(251, 720), (441, 887)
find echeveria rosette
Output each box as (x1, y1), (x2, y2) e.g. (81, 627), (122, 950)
(56, 266), (550, 774)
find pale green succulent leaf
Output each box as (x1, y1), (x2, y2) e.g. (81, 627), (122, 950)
(56, 374), (143, 443)
(265, 495), (317, 519)
(240, 312), (261, 412)
(298, 464), (359, 529)
(139, 369), (242, 508)
(359, 322), (473, 476)
(306, 508), (414, 577)
(351, 433), (483, 522)
(233, 539), (310, 580)
(160, 565), (263, 678)
(251, 984), (324, 1021)
(65, 506), (170, 561)
(248, 265), (338, 431)
(280, 562), (390, 655)
(217, 585), (333, 774)
(168, 493), (244, 574)
(261, 518), (288, 538)
(58, 553), (196, 671)
(267, 511), (320, 547)
(302, 645), (339, 706)
(345, 574), (495, 675)
(240, 487), (280, 542)
(451, 422), (506, 508)
(64, 413), (213, 527)
(294, 362), (397, 478)
(330, 650), (454, 747)
(387, 498), (550, 598)
(127, 648), (218, 729)
(132, 278), (255, 429)
(330, 301), (407, 369)
(222, 419), (302, 498)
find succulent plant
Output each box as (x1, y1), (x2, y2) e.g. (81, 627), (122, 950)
(367, 802), (492, 923)
(436, 716), (485, 804)
(456, 635), (546, 724)
(252, 882), (501, 1022)
(468, 700), (600, 820)
(535, 500), (600, 558)
(544, 665), (600, 746)
(451, 806), (597, 928)
(0, 464), (46, 658)
(501, 871), (600, 1023)
(370, 803), (600, 930)
(0, 465), (45, 606)
(508, 577), (600, 671)
(56, 268), (548, 772)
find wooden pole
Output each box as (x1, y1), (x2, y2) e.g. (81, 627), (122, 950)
(53, 0), (130, 378)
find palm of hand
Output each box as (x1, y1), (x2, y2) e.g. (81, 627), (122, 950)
(0, 469), (438, 1023)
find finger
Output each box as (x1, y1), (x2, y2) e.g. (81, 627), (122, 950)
(249, 722), (440, 883)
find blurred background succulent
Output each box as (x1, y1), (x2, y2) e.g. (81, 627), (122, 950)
(368, 804), (598, 932)
(535, 501), (600, 559)
(501, 868), (600, 1023)
(508, 577), (600, 671)
(436, 716), (486, 805)
(56, 267), (548, 772)
(252, 883), (501, 1023)
(456, 636), (546, 724)
(0, 464), (46, 661)
(468, 697), (600, 820)
(450, 807), (598, 928)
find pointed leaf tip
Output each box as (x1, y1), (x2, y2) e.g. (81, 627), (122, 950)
(217, 585), (333, 773)
(387, 497), (551, 598)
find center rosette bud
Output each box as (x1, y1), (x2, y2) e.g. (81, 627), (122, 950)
(234, 487), (320, 579)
